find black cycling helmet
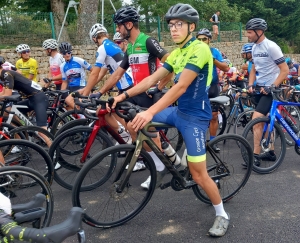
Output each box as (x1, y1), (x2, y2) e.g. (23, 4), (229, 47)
(59, 42), (72, 53)
(113, 6), (140, 24)
(165, 3), (199, 25)
(0, 56), (5, 66)
(196, 28), (212, 39)
(245, 18), (267, 31)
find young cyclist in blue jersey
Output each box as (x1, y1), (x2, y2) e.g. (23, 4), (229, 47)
(196, 28), (229, 152)
(59, 42), (92, 110)
(111, 3), (230, 237)
(246, 18), (289, 165)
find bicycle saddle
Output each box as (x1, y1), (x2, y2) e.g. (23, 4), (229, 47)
(210, 96), (230, 105)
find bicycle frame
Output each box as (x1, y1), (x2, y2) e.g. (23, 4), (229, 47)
(265, 99), (300, 146)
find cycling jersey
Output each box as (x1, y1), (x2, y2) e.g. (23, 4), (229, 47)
(95, 39), (132, 90)
(289, 66), (298, 76)
(252, 38), (285, 86)
(15, 58), (38, 82)
(119, 32), (168, 85)
(49, 53), (64, 85)
(2, 62), (16, 71)
(60, 56), (92, 87)
(211, 47), (223, 84)
(163, 38), (213, 120)
(0, 70), (41, 95)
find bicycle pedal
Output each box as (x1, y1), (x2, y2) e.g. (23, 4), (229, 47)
(160, 182), (171, 190)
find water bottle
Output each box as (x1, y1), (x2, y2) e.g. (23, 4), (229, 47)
(285, 116), (299, 133)
(161, 141), (181, 166)
(181, 148), (188, 167)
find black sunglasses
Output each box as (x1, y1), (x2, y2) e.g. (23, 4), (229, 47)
(21, 50), (30, 54)
(62, 52), (72, 55)
(198, 37), (209, 42)
(114, 40), (124, 45)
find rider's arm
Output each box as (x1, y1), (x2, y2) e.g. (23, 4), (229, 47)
(214, 59), (229, 72)
(97, 66), (108, 83)
(61, 81), (68, 90)
(83, 66), (102, 95)
(273, 62), (289, 87)
(98, 66), (126, 95)
(0, 71), (14, 96)
(248, 63), (256, 86)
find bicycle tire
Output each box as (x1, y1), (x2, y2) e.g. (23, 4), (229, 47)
(192, 134), (253, 204)
(8, 126), (54, 150)
(0, 166), (54, 228)
(54, 118), (92, 137)
(72, 144), (157, 228)
(0, 139), (54, 185)
(233, 109), (255, 136)
(281, 105), (300, 146)
(49, 126), (115, 190)
(242, 117), (286, 174)
(226, 105), (238, 133)
(219, 94), (234, 118)
(216, 105), (227, 136)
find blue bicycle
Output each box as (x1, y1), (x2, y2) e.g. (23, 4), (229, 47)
(242, 87), (300, 174)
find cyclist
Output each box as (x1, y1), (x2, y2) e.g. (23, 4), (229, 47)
(15, 44), (38, 82)
(240, 43), (254, 80)
(113, 31), (128, 52)
(0, 57), (50, 146)
(246, 18), (289, 165)
(86, 8), (171, 182)
(196, 28), (228, 152)
(285, 57), (299, 85)
(111, 3), (230, 237)
(59, 42), (92, 109)
(42, 39), (64, 90)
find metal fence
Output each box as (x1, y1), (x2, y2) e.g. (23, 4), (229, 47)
(0, 11), (242, 47)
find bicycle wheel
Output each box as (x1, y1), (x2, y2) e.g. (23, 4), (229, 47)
(219, 94), (234, 118)
(160, 127), (184, 152)
(72, 144), (157, 228)
(49, 126), (114, 190)
(226, 105), (239, 133)
(54, 118), (92, 137)
(192, 134), (253, 204)
(8, 126), (54, 150)
(233, 109), (255, 136)
(0, 139), (54, 184)
(217, 106), (227, 135)
(242, 117), (286, 174)
(0, 166), (54, 227)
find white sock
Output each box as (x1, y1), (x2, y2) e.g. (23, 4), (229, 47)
(218, 113), (223, 123)
(213, 201), (228, 219)
(148, 151), (165, 172)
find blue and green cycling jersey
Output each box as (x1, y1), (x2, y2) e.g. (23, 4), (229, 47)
(163, 37), (213, 120)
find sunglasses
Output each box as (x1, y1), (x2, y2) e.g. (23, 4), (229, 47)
(198, 37), (209, 42)
(21, 50), (30, 54)
(114, 41), (124, 45)
(62, 52), (72, 55)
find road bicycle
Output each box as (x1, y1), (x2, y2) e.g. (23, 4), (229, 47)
(242, 87), (300, 174)
(71, 100), (253, 228)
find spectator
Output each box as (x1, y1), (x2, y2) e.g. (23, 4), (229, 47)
(209, 11), (220, 41)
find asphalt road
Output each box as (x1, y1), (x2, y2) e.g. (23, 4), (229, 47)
(48, 144), (300, 243)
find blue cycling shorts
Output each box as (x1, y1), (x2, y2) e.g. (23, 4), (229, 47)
(153, 107), (209, 162)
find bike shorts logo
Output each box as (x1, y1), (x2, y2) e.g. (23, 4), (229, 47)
(193, 127), (205, 152)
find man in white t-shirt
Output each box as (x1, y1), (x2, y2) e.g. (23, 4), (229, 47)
(209, 11), (220, 41)
(41, 39), (65, 90)
(245, 18), (289, 165)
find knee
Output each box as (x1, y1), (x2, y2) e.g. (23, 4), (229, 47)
(65, 95), (73, 105)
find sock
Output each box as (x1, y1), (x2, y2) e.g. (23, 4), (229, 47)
(218, 113), (223, 123)
(210, 136), (216, 141)
(269, 150), (275, 156)
(213, 201), (228, 219)
(148, 151), (165, 172)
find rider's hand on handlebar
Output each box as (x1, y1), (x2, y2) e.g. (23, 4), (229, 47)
(131, 110), (153, 132)
(246, 85), (253, 93)
(146, 85), (161, 97)
(89, 92), (102, 99)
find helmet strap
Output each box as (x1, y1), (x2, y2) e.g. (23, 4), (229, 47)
(123, 23), (134, 40)
(253, 30), (264, 43)
(175, 23), (191, 45)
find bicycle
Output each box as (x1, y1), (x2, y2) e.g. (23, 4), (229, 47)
(242, 86), (300, 174)
(49, 94), (183, 191)
(71, 100), (253, 228)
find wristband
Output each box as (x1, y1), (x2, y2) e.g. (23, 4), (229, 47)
(123, 91), (129, 99)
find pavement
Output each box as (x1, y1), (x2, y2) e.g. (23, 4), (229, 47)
(48, 144), (300, 243)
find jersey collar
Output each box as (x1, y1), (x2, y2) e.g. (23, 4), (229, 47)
(181, 37), (196, 49)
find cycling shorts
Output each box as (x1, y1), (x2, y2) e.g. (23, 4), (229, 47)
(208, 84), (219, 112)
(254, 86), (273, 115)
(153, 106), (209, 162)
(126, 92), (153, 108)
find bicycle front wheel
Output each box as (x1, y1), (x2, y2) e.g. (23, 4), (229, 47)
(0, 166), (54, 228)
(192, 134), (253, 204)
(242, 117), (286, 174)
(72, 144), (157, 228)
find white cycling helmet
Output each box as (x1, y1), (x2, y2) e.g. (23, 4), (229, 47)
(42, 39), (58, 49)
(113, 32), (123, 41)
(89, 23), (108, 42)
(16, 44), (30, 53)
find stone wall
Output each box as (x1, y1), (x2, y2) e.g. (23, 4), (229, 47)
(1, 42), (300, 87)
